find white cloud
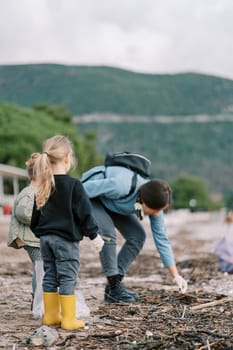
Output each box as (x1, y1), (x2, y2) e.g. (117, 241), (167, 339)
(0, 0), (232, 79)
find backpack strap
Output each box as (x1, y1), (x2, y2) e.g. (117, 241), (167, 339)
(120, 172), (137, 199)
(129, 172), (137, 196)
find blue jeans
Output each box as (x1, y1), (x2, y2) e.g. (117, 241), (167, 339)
(40, 235), (80, 295)
(90, 199), (146, 277)
(24, 246), (42, 295)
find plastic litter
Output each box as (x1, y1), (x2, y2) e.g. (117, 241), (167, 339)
(32, 260), (44, 319)
(75, 290), (90, 318)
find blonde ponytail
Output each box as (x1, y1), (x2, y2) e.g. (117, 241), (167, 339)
(34, 135), (74, 209)
(34, 153), (55, 209)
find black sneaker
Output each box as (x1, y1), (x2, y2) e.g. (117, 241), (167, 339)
(105, 283), (139, 301)
(104, 284), (136, 303)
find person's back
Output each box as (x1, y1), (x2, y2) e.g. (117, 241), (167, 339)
(30, 135), (104, 330)
(31, 174), (97, 241)
(82, 165), (148, 214)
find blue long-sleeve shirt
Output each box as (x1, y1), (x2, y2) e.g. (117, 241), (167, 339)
(81, 166), (175, 267)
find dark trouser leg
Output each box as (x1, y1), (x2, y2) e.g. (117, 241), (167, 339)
(40, 235), (79, 294)
(112, 212), (146, 276)
(89, 200), (139, 302)
(110, 212), (146, 300)
(90, 200), (145, 302)
(90, 200), (146, 276)
(90, 199), (119, 276)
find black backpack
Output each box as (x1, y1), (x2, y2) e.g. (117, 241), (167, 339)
(105, 152), (151, 178)
(82, 152), (151, 199)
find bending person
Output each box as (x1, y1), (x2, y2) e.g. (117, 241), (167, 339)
(81, 163), (188, 303)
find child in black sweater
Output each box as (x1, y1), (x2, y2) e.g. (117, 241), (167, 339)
(31, 135), (104, 330)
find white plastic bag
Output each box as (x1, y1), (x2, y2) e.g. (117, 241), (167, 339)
(214, 224), (233, 273)
(32, 260), (44, 319)
(75, 290), (90, 318)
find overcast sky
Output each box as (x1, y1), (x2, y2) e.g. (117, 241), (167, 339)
(1, 0), (233, 79)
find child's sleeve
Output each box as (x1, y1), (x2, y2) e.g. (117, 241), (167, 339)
(73, 180), (101, 240)
(15, 194), (34, 225)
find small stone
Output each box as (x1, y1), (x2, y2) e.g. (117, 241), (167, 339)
(25, 325), (59, 347)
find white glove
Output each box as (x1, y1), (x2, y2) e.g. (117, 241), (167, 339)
(92, 234), (104, 253)
(173, 275), (188, 293)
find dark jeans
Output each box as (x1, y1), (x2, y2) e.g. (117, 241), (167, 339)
(90, 199), (146, 277)
(40, 235), (80, 295)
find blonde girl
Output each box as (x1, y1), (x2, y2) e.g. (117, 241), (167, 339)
(30, 135), (103, 330)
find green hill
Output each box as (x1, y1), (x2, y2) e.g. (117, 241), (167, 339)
(0, 64), (233, 115)
(0, 64), (233, 196)
(0, 103), (101, 176)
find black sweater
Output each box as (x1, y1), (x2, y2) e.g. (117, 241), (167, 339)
(30, 174), (100, 242)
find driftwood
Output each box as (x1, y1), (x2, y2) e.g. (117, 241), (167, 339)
(2, 247), (233, 349)
(190, 296), (233, 310)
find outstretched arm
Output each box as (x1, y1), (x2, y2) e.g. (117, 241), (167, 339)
(149, 213), (188, 293)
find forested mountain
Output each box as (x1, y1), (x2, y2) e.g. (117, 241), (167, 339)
(0, 64), (233, 115)
(76, 119), (233, 195)
(0, 64), (232, 196)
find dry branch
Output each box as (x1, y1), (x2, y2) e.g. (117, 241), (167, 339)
(190, 296), (233, 311)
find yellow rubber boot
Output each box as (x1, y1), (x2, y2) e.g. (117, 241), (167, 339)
(43, 292), (61, 326)
(59, 294), (85, 330)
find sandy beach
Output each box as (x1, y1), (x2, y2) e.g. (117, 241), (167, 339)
(1, 210), (233, 349)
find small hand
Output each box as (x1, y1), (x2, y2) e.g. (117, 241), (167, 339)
(93, 234), (105, 253)
(173, 275), (188, 293)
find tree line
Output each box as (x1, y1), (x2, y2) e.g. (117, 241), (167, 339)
(0, 102), (228, 211)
